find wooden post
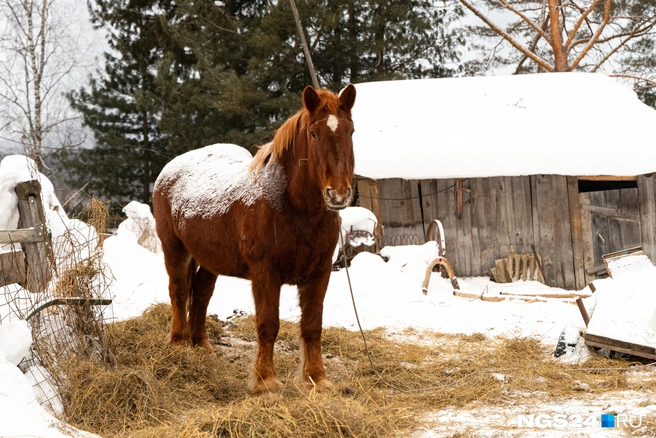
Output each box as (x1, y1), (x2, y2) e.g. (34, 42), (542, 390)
(289, 0), (320, 89)
(369, 179), (382, 236)
(15, 180), (53, 292)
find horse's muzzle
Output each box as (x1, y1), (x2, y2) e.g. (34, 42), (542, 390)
(325, 186), (352, 210)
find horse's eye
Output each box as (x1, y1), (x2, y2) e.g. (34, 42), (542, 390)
(311, 131), (317, 139)
(350, 130), (355, 137)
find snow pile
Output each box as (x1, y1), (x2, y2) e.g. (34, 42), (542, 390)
(0, 319), (32, 366)
(0, 155), (99, 267)
(0, 155), (108, 437)
(0, 156), (69, 253)
(117, 200), (161, 253)
(338, 206), (377, 247)
(0, 319), (98, 437)
(333, 206), (377, 262)
(586, 266), (656, 347)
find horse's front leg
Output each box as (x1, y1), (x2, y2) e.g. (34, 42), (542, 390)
(250, 269), (283, 394)
(298, 270), (332, 391)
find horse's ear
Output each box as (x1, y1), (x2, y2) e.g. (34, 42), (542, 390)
(303, 86), (321, 113)
(339, 84), (356, 111)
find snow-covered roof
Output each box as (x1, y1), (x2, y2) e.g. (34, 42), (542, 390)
(351, 73), (656, 180)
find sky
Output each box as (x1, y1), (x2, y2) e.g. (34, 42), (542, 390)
(1, 101), (656, 437)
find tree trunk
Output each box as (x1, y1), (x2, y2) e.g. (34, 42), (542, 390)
(548, 0), (569, 71)
(25, 0), (48, 169)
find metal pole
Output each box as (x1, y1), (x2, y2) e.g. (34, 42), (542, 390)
(289, 0), (320, 89)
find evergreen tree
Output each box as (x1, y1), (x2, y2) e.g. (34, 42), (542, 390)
(159, 0), (465, 151)
(66, 0), (179, 209)
(306, 0), (465, 88)
(67, 0), (465, 210)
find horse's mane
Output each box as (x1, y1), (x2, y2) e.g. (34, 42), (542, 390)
(250, 89), (342, 175)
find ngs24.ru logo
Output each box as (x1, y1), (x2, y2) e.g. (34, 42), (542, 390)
(517, 413), (642, 429)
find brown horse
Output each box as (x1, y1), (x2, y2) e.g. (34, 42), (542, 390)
(152, 84), (356, 393)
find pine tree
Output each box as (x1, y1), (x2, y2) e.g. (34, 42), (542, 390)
(66, 0), (178, 208)
(67, 0), (466, 211)
(306, 0), (465, 88)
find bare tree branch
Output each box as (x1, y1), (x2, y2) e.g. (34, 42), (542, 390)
(564, 0), (601, 50)
(592, 17), (656, 72)
(460, 0), (554, 71)
(498, 0), (550, 43)
(569, 0), (612, 70)
(608, 74), (656, 88)
(515, 13), (550, 73)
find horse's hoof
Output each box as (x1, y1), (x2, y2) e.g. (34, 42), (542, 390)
(167, 333), (191, 346)
(250, 377), (283, 394)
(194, 339), (214, 352)
(305, 377), (334, 392)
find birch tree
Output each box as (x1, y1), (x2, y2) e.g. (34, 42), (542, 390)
(0, 0), (92, 169)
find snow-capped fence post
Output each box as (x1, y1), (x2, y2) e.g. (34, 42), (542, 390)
(0, 180), (53, 292)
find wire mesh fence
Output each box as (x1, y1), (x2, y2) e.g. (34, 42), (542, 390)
(0, 193), (115, 416)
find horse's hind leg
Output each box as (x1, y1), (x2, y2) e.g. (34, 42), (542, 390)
(162, 239), (193, 345)
(189, 266), (217, 350)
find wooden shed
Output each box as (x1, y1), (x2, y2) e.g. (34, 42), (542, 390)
(351, 73), (656, 290)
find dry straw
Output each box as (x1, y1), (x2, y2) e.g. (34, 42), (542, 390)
(60, 303), (655, 437)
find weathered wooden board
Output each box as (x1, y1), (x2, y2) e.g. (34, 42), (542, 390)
(579, 191), (596, 285)
(567, 176), (586, 290)
(377, 178), (423, 239)
(637, 175), (656, 263)
(531, 175), (556, 285)
(585, 333), (656, 360)
(15, 180), (53, 292)
(0, 228), (46, 244)
(554, 176), (576, 289)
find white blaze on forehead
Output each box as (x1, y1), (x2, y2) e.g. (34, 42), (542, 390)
(326, 115), (339, 132)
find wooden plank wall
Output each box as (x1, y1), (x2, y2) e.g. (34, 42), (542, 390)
(357, 178), (424, 241)
(420, 176), (548, 283)
(637, 174), (656, 263)
(358, 174), (656, 291)
(531, 175), (576, 290)
(358, 175), (578, 290)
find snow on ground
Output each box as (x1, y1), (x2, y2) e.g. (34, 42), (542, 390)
(99, 229), (656, 437)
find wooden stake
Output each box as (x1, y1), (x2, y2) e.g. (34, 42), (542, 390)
(289, 0), (319, 89)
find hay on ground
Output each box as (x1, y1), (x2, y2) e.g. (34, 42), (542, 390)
(60, 304), (655, 437)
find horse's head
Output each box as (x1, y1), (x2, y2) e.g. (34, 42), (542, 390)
(303, 84), (356, 211)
